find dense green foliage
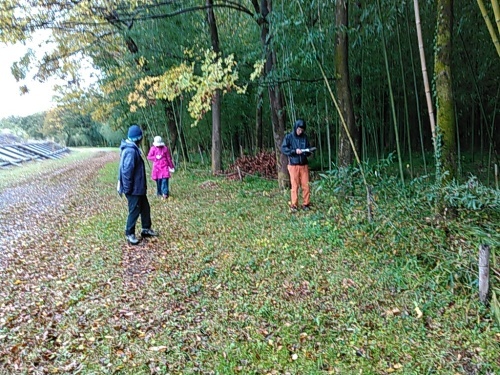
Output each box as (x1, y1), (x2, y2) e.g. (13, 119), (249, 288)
(0, 0), (498, 182)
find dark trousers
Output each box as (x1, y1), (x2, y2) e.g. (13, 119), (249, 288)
(125, 194), (152, 235)
(156, 178), (169, 196)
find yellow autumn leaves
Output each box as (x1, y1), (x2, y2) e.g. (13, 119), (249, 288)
(128, 49), (264, 126)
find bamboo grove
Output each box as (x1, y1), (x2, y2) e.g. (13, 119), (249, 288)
(0, 0), (498, 186)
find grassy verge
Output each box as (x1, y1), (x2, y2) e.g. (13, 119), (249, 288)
(0, 156), (498, 374)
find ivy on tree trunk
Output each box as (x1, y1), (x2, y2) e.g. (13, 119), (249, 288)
(435, 0), (456, 180)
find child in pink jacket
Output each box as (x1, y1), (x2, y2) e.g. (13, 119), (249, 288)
(147, 136), (175, 199)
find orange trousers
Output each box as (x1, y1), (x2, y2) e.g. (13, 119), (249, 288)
(288, 165), (310, 207)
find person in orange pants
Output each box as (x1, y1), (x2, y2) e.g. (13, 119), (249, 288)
(281, 119), (313, 212)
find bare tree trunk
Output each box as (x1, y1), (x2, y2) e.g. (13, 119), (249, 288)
(335, 0), (358, 167)
(435, 0), (456, 180)
(259, 0), (289, 189)
(164, 103), (178, 155)
(255, 86), (264, 152)
(207, 0), (222, 174)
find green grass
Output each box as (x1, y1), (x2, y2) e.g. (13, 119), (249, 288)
(0, 154), (498, 374)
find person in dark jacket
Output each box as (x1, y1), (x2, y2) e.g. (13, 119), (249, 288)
(118, 124), (158, 245)
(281, 119), (312, 212)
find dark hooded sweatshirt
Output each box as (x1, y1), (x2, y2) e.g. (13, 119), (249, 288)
(281, 122), (311, 166)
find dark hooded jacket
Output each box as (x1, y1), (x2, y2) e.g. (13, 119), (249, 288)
(281, 121), (311, 165)
(118, 139), (147, 195)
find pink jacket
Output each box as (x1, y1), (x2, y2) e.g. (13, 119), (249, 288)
(147, 145), (174, 180)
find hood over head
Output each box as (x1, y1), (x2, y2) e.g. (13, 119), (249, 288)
(293, 119), (306, 134)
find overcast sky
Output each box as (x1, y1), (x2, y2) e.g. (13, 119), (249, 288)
(0, 34), (99, 121)
(0, 36), (61, 120)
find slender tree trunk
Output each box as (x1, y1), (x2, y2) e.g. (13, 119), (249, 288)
(325, 89), (332, 171)
(396, 6), (413, 178)
(207, 0), (222, 174)
(477, 0), (500, 57)
(472, 106), (475, 162)
(354, 0), (363, 162)
(406, 2), (428, 174)
(255, 86), (264, 152)
(259, 0), (288, 189)
(335, 0), (358, 167)
(377, 0), (405, 185)
(316, 91), (324, 170)
(414, 0), (437, 145)
(435, 0), (456, 179)
(163, 102), (179, 155)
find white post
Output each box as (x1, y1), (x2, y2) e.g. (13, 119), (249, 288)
(479, 244), (490, 304)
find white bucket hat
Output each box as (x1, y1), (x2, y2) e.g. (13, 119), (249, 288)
(153, 136), (165, 147)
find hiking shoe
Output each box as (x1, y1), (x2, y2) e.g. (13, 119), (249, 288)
(302, 204), (311, 211)
(126, 234), (140, 245)
(290, 205), (298, 213)
(141, 228), (158, 237)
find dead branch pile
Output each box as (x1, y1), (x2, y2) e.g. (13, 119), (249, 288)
(225, 151), (277, 180)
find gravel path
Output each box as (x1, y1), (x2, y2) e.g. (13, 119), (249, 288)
(0, 150), (118, 268)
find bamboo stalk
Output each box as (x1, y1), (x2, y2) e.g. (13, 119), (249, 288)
(495, 164), (499, 189)
(455, 104), (462, 178)
(487, 86), (499, 185)
(325, 89), (332, 171)
(491, 0), (500, 39)
(472, 106), (475, 163)
(481, 109), (484, 165)
(395, 3), (413, 178)
(316, 91), (324, 171)
(377, 0), (405, 186)
(361, 50), (367, 163)
(477, 0), (500, 57)
(413, 0), (437, 143)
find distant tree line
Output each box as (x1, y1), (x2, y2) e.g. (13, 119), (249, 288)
(0, 112), (122, 147)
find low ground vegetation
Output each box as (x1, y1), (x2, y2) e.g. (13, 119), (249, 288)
(0, 150), (498, 374)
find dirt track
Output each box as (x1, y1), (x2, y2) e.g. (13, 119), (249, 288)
(0, 150), (118, 268)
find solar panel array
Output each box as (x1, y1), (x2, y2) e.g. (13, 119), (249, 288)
(0, 141), (70, 168)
